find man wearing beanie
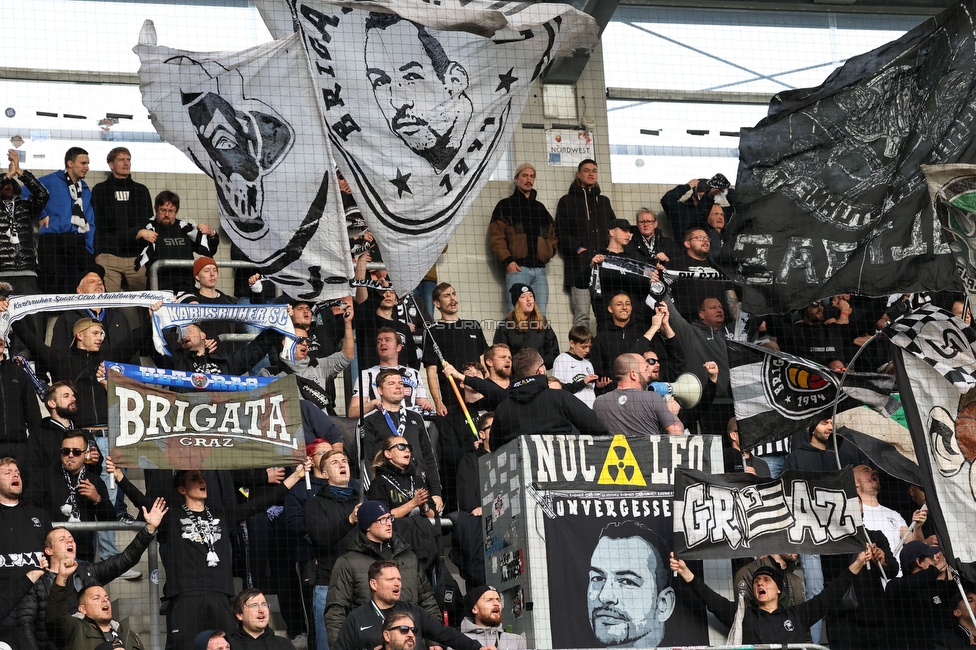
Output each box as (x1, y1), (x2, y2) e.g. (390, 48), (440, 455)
(461, 586), (526, 650)
(671, 545), (874, 645)
(325, 501), (438, 647)
(193, 630), (230, 650)
(179, 257), (239, 345)
(489, 163), (557, 314)
(334, 561), (484, 650)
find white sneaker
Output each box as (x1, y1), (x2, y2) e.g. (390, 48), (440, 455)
(291, 633), (308, 649)
(121, 569), (142, 581)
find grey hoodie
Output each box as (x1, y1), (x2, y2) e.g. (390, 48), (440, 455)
(459, 618), (527, 650)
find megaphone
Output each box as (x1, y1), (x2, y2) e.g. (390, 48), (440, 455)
(650, 372), (702, 409)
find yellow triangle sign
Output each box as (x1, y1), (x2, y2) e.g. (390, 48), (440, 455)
(597, 435), (647, 486)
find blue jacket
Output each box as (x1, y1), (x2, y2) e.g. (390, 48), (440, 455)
(26, 171), (95, 253)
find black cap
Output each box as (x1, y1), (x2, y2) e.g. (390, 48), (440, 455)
(80, 264), (106, 284)
(900, 541), (940, 571)
(609, 218), (631, 231)
(708, 173), (731, 190)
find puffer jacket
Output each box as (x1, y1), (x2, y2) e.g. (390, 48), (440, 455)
(0, 170), (47, 274)
(489, 188), (557, 268)
(324, 530), (438, 646)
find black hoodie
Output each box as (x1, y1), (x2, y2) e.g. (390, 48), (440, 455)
(489, 375), (608, 449)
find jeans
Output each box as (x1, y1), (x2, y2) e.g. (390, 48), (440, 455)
(800, 553), (824, 643)
(506, 267), (549, 315)
(313, 585), (329, 650)
(93, 436), (120, 560)
(413, 280), (435, 318)
(569, 287), (592, 328)
(763, 453), (789, 479)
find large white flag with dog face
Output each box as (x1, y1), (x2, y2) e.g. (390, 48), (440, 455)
(136, 1), (598, 296)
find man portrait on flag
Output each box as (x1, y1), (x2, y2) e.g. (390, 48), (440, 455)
(365, 12), (473, 174)
(543, 492), (708, 649)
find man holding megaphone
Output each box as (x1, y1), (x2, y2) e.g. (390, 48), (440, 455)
(593, 353), (686, 436)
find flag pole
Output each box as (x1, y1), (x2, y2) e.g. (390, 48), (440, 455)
(408, 294), (479, 440)
(892, 503), (927, 557)
(830, 332), (881, 469)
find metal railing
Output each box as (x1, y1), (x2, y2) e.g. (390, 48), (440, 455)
(61, 520), (162, 650)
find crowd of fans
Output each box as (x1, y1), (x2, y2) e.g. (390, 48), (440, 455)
(0, 145), (972, 650)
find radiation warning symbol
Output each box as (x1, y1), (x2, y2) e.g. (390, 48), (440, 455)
(598, 435), (647, 486)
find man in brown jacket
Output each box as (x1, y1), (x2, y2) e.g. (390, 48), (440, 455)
(489, 163), (557, 314)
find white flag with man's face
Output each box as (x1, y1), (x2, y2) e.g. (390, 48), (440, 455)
(254, 0), (599, 294)
(136, 1), (598, 297)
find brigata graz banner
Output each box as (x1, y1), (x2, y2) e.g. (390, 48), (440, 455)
(522, 434), (724, 491)
(673, 467), (866, 559)
(107, 370), (304, 470)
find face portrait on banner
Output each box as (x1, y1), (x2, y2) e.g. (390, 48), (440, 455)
(544, 492), (708, 649)
(364, 13), (473, 173)
(587, 522), (675, 648)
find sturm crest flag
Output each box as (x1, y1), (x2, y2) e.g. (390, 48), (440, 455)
(714, 0), (976, 315)
(728, 340), (897, 452)
(673, 467), (867, 559)
(259, 0), (598, 294)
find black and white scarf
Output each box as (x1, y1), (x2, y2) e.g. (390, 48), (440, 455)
(61, 465), (87, 521)
(64, 172), (90, 235)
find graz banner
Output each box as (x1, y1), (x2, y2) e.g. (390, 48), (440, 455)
(543, 490), (709, 648)
(673, 467), (866, 560)
(107, 370), (304, 470)
(523, 433), (724, 491)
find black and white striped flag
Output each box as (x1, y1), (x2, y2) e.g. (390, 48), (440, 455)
(883, 304), (976, 390)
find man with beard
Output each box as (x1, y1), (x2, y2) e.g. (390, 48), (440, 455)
(489, 164), (557, 314)
(334, 561), (484, 650)
(364, 14), (474, 173)
(0, 457), (50, 649)
(462, 586), (526, 650)
(25, 381), (78, 484)
(135, 190), (219, 294)
(593, 354), (682, 436)
(587, 522), (675, 648)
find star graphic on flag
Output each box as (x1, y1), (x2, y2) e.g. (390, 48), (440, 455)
(496, 67), (518, 93)
(390, 169), (412, 198)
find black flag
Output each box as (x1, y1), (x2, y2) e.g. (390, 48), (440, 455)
(716, 2), (975, 314)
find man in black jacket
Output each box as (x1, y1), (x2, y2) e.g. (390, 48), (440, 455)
(91, 147), (154, 292)
(670, 546), (872, 646)
(26, 430), (115, 562)
(783, 418), (869, 473)
(49, 265), (134, 357)
(660, 175), (731, 241)
(135, 190), (219, 293)
(0, 150), (48, 351)
(489, 348), (608, 450)
(16, 498), (167, 650)
(334, 561), (485, 650)
(0, 334), (43, 465)
(556, 159), (616, 328)
(305, 449), (361, 650)
(885, 541), (962, 650)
